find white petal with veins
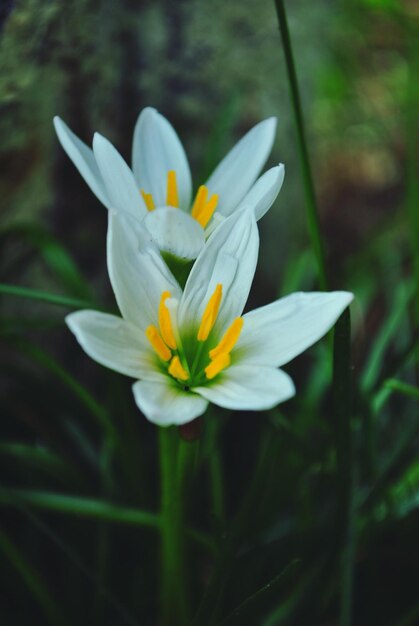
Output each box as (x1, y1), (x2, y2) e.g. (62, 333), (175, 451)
(107, 212), (181, 329)
(144, 207), (205, 260)
(66, 310), (159, 380)
(93, 133), (148, 219)
(133, 378), (208, 426)
(237, 291), (354, 367)
(53, 117), (111, 209)
(205, 117), (277, 216)
(239, 164), (285, 221)
(194, 365), (295, 410)
(132, 107), (192, 209)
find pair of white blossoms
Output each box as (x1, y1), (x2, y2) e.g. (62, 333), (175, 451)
(55, 107), (353, 427)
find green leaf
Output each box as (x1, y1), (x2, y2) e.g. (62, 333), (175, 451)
(0, 282), (95, 310)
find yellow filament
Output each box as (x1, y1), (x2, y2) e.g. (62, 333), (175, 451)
(158, 291), (177, 350)
(141, 190), (155, 211)
(145, 326), (172, 362)
(209, 317), (243, 360)
(205, 352), (231, 380)
(168, 356), (189, 381)
(195, 194), (218, 228)
(166, 170), (178, 207)
(197, 284), (222, 342)
(191, 185), (208, 219)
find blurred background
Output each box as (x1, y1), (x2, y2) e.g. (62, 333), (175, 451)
(1, 0), (419, 624)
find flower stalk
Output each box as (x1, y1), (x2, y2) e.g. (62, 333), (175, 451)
(333, 309), (355, 626)
(274, 0), (328, 290)
(159, 427), (189, 626)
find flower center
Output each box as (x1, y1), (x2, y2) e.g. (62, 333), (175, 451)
(145, 285), (243, 387)
(140, 171), (218, 228)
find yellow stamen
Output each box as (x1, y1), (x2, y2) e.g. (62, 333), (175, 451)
(191, 185), (208, 219)
(209, 317), (243, 360)
(168, 356), (189, 381)
(141, 190), (155, 211)
(158, 291), (177, 350)
(166, 170), (178, 207)
(195, 194), (218, 228)
(205, 352), (231, 380)
(197, 284), (222, 342)
(145, 325), (172, 361)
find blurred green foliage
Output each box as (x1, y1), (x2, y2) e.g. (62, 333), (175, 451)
(1, 0), (419, 625)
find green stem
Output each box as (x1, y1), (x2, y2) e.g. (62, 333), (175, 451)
(333, 309), (355, 626)
(209, 447), (224, 521)
(274, 0), (328, 290)
(159, 428), (189, 626)
(206, 415), (225, 522)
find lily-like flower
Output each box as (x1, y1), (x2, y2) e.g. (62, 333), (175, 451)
(66, 210), (353, 426)
(54, 108), (284, 261)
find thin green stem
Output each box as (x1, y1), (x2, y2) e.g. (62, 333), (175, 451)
(333, 309), (355, 626)
(159, 428), (189, 626)
(274, 0), (328, 289)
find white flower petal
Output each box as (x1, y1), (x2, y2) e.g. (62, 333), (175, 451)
(132, 379), (208, 426)
(107, 212), (182, 328)
(144, 207), (205, 260)
(93, 133), (147, 220)
(53, 117), (111, 209)
(238, 164), (285, 221)
(194, 365), (295, 411)
(178, 210), (259, 333)
(205, 117), (277, 217)
(66, 310), (159, 380)
(132, 107), (192, 209)
(237, 291), (354, 367)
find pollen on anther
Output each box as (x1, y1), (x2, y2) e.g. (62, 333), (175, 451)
(209, 317), (243, 360)
(205, 352), (231, 380)
(166, 170), (179, 208)
(158, 291), (177, 350)
(168, 356), (189, 381)
(191, 185), (218, 228)
(145, 325), (172, 361)
(197, 284), (222, 342)
(196, 193), (218, 228)
(141, 190), (155, 211)
(191, 185), (208, 219)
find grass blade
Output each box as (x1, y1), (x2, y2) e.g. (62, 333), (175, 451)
(333, 309), (355, 626)
(273, 0), (328, 289)
(0, 282), (95, 309)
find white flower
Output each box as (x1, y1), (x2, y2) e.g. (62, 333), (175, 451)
(54, 108), (284, 261)
(66, 210), (353, 427)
